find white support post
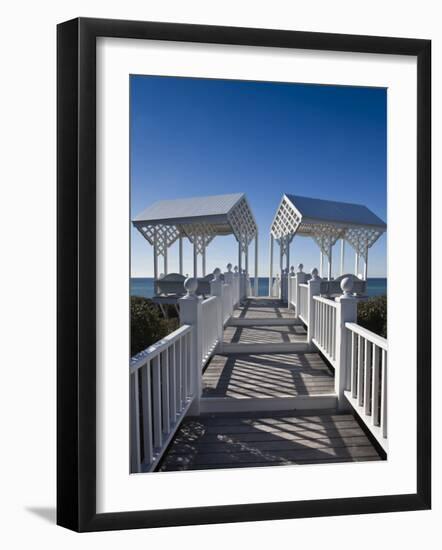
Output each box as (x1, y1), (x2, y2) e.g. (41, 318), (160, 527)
(279, 239), (284, 275)
(287, 266), (295, 309)
(179, 278), (203, 415)
(164, 242), (168, 275)
(354, 252), (359, 277)
(286, 236), (290, 272)
(340, 239), (345, 276)
(238, 240), (242, 273)
(335, 277), (358, 409)
(307, 268), (321, 345)
(245, 233), (249, 278)
(269, 234), (274, 298)
(254, 233), (259, 297)
(193, 240), (198, 278)
(233, 266), (240, 306)
(179, 236), (183, 275)
(224, 263), (234, 312)
(327, 243), (332, 281)
(320, 251), (323, 278)
(153, 228), (159, 294)
(295, 265), (308, 319)
(363, 251), (368, 281)
(202, 243), (206, 276)
(210, 268), (224, 352)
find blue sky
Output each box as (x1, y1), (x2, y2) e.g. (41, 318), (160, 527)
(130, 75), (387, 278)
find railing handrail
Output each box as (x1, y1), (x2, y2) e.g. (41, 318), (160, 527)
(202, 295), (217, 307)
(130, 324), (192, 372)
(313, 295), (338, 308)
(345, 322), (388, 350)
(298, 283), (309, 288)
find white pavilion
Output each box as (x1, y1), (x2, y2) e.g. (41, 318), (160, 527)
(269, 194), (387, 287)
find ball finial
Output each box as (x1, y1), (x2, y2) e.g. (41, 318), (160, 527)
(290, 265), (295, 275)
(297, 263), (304, 272)
(311, 267), (319, 280)
(184, 277), (198, 295)
(213, 267), (221, 280)
(340, 276), (354, 296)
(227, 263), (232, 272)
(234, 265), (238, 273)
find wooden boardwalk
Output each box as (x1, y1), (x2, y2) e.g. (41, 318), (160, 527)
(203, 353), (334, 398)
(158, 411), (382, 471)
(157, 298), (382, 472)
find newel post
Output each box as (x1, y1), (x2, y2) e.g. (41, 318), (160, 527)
(295, 264), (307, 319)
(179, 278), (203, 415)
(233, 265), (239, 306)
(307, 268), (321, 345)
(335, 277), (358, 409)
(224, 263), (234, 313)
(287, 265), (296, 309)
(210, 268), (224, 350)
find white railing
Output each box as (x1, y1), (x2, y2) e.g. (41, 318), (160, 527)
(201, 296), (220, 366)
(344, 323), (388, 451)
(288, 275), (297, 307)
(298, 283), (309, 324)
(130, 325), (194, 473)
(312, 296), (338, 366)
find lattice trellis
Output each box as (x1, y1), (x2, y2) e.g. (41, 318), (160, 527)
(271, 196), (301, 240)
(181, 223), (216, 255)
(228, 196), (258, 252)
(345, 227), (384, 257)
(134, 223), (181, 257)
(308, 224), (345, 258)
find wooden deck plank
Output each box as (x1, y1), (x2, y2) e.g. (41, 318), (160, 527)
(223, 325), (307, 345)
(157, 411), (382, 471)
(232, 298), (293, 319)
(203, 353), (334, 398)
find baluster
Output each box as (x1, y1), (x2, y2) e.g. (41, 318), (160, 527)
(130, 370), (141, 472)
(372, 345), (380, 425)
(357, 335), (364, 406)
(364, 340), (372, 415)
(151, 355), (162, 449)
(175, 340), (182, 413)
(140, 361), (153, 466)
(181, 334), (187, 403)
(168, 346), (176, 424)
(381, 349), (387, 437)
(351, 332), (357, 398)
(161, 351), (170, 434)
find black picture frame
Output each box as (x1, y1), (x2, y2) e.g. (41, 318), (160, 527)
(57, 17), (431, 532)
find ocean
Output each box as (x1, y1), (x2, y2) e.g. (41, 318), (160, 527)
(130, 277), (387, 299)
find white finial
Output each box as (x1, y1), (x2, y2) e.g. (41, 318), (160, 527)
(340, 276), (354, 296)
(234, 266), (238, 273)
(184, 277), (198, 295)
(160, 273), (165, 279)
(227, 263), (232, 272)
(311, 268), (319, 280)
(213, 267), (221, 280)
(290, 265), (295, 275)
(297, 263), (304, 272)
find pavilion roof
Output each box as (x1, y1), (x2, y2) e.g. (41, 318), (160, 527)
(133, 192), (257, 254)
(271, 193), (386, 256)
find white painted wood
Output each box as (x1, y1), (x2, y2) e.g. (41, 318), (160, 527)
(163, 242), (168, 275)
(344, 322), (387, 350)
(340, 239), (345, 275)
(174, 341), (182, 413)
(381, 349), (387, 438)
(202, 244), (206, 276)
(178, 236), (183, 275)
(307, 275), (321, 345)
(344, 391), (388, 453)
(268, 234), (274, 297)
(151, 356), (162, 449)
(364, 340), (372, 416)
(254, 233), (259, 297)
(357, 334), (364, 407)
(140, 362), (153, 465)
(130, 371), (141, 473)
(354, 252), (359, 277)
(161, 351), (170, 433)
(371, 345), (380, 426)
(168, 347), (176, 424)
(193, 240), (197, 277)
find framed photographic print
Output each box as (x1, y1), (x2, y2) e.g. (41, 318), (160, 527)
(57, 17), (431, 532)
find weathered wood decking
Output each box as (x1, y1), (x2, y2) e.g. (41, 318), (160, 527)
(203, 353), (334, 398)
(157, 298), (383, 472)
(158, 411), (382, 471)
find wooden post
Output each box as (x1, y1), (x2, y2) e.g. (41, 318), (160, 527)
(193, 239), (198, 278)
(294, 265), (307, 319)
(179, 236), (183, 275)
(179, 278), (203, 415)
(335, 277), (358, 409)
(164, 242), (168, 275)
(269, 234), (274, 297)
(340, 239), (345, 275)
(202, 243), (206, 276)
(254, 233), (259, 297)
(307, 268), (321, 345)
(210, 268), (224, 351)
(354, 252), (359, 277)
(327, 243), (332, 280)
(319, 251), (323, 278)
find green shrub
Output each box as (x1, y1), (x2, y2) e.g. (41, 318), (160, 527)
(357, 295), (387, 338)
(130, 296), (179, 357)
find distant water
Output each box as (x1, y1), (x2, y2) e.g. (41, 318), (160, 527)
(130, 277), (387, 299)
